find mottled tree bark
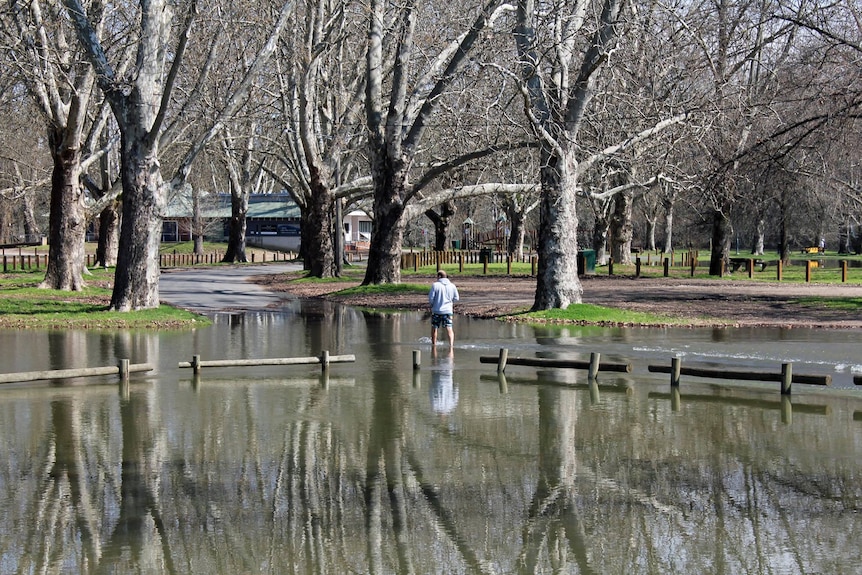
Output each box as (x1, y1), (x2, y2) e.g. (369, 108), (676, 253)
(40, 128), (87, 291)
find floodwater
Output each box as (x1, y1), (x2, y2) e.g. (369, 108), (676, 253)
(0, 300), (860, 574)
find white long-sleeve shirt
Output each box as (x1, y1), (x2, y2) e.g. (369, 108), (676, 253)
(428, 278), (459, 314)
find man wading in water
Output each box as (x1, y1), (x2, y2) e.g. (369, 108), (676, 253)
(428, 270), (460, 348)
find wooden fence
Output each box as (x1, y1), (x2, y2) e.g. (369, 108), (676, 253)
(1, 249), (297, 272)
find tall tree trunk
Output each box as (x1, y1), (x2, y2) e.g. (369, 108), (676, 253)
(95, 204), (120, 267)
(425, 201), (455, 252)
(838, 218), (852, 254)
(645, 216), (657, 252)
(21, 192), (40, 243)
(751, 218), (765, 255)
(533, 151), (582, 310)
(507, 208), (526, 258)
(40, 128), (87, 291)
(192, 188), (204, 255)
(609, 190), (633, 265)
(305, 177), (336, 277)
(363, 189), (406, 285)
(708, 208), (731, 276)
(661, 198), (674, 253)
(110, 133), (164, 310)
(591, 212), (610, 266)
(223, 185), (249, 263)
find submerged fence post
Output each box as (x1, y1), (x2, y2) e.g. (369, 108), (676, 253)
(413, 349), (421, 370)
(781, 363), (793, 395)
(320, 350), (330, 374)
(671, 357), (682, 387)
(588, 352), (601, 381)
(192, 354), (201, 375)
(497, 348), (509, 373)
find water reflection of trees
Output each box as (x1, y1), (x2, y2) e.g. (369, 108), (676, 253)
(2, 324), (861, 573)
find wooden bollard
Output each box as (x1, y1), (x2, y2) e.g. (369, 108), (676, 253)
(531, 255), (537, 276)
(805, 261), (812, 283)
(842, 260), (848, 283)
(748, 258), (754, 279)
(671, 357), (681, 387)
(663, 257), (669, 277)
(781, 363), (792, 395)
(506, 254), (511, 274)
(497, 348), (509, 373)
(608, 257), (614, 276)
(319, 350), (330, 374)
(776, 260), (783, 281)
(118, 358), (130, 382)
(635, 257), (641, 278)
(588, 352), (601, 381)
(192, 354), (201, 375)
(413, 349), (421, 370)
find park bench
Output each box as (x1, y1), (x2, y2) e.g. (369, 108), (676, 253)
(799, 246), (825, 254)
(729, 257), (769, 273)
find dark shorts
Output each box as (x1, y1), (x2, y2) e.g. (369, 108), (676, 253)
(431, 313), (453, 329)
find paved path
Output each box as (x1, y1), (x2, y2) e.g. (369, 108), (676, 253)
(159, 264), (302, 312)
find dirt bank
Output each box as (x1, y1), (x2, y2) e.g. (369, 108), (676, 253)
(254, 273), (862, 329)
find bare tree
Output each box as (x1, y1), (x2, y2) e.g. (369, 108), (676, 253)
(63, 0), (293, 310)
(2, 0), (107, 290)
(362, 0), (512, 285)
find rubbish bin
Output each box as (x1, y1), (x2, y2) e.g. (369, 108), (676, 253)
(480, 248), (493, 264)
(451, 240), (461, 250)
(577, 249), (596, 275)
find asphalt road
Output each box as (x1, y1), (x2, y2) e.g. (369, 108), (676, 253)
(159, 263), (302, 312)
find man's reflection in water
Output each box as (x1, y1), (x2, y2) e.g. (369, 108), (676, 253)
(430, 347), (458, 414)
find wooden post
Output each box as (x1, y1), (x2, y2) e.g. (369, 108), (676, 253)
(459, 253), (463, 273)
(776, 259), (783, 281)
(805, 260), (812, 283)
(192, 354), (201, 375)
(608, 257), (614, 276)
(781, 363), (792, 395)
(842, 260), (848, 283)
(531, 255), (537, 277)
(412, 349), (421, 370)
(663, 257), (669, 277)
(671, 387), (681, 412)
(635, 257), (641, 278)
(436, 252), (441, 273)
(690, 254), (697, 277)
(748, 258), (754, 279)
(497, 348), (509, 373)
(483, 258), (488, 274)
(118, 358), (130, 382)
(413, 253), (418, 272)
(319, 350), (330, 374)
(506, 254), (511, 274)
(671, 357), (681, 387)
(588, 352), (601, 381)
